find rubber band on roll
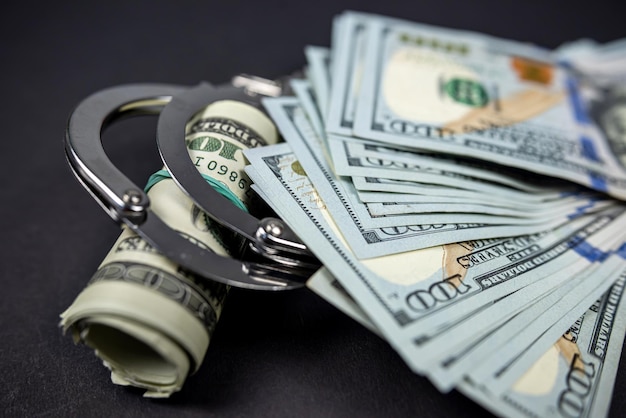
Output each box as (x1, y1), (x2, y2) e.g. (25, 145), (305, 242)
(145, 169), (248, 212)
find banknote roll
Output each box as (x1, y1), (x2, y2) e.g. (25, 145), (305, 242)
(60, 99), (278, 397)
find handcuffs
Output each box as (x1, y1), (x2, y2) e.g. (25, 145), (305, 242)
(65, 76), (320, 291)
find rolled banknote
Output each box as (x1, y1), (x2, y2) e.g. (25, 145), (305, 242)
(60, 99), (279, 397)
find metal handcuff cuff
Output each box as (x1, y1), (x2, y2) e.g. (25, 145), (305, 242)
(64, 78), (320, 291)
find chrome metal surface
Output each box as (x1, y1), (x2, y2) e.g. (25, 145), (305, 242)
(65, 81), (321, 290)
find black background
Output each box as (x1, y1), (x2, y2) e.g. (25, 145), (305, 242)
(2, 1), (626, 417)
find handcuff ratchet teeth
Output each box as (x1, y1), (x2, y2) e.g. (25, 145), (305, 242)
(65, 80), (320, 291)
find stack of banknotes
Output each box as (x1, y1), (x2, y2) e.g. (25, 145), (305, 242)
(244, 11), (626, 418)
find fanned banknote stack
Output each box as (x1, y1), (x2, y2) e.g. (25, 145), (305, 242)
(244, 11), (626, 418)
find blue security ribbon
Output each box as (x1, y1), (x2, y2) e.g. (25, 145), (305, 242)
(572, 240), (610, 263)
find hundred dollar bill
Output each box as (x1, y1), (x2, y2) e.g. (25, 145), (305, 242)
(406, 208), (626, 338)
(304, 46), (332, 122)
(304, 233), (626, 401)
(347, 172), (608, 228)
(326, 11), (430, 137)
(277, 97), (605, 227)
(340, 139), (613, 210)
(356, 187), (541, 208)
(423, 233), (626, 392)
(366, 198), (615, 219)
(244, 138), (625, 372)
(262, 97), (599, 253)
(247, 143), (557, 258)
(328, 134), (574, 194)
(337, 171), (585, 229)
(60, 100), (279, 397)
(465, 245), (626, 396)
(426, 266), (602, 391)
(364, 197), (615, 219)
(327, 134), (575, 203)
(290, 78), (330, 161)
(291, 78), (325, 139)
(351, 16), (626, 199)
(377, 209), (626, 375)
(307, 251), (608, 390)
(353, 188), (609, 222)
(459, 269), (626, 418)
(353, 177), (613, 219)
(328, 145), (601, 220)
(350, 175), (543, 203)
(326, 12), (369, 137)
(350, 176), (572, 212)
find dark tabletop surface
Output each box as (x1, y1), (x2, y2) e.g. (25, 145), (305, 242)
(2, 1), (626, 417)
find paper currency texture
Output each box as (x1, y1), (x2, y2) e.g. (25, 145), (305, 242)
(61, 99), (278, 397)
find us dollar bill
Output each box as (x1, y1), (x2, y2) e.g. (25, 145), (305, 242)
(366, 198), (614, 219)
(348, 15), (626, 199)
(325, 12), (370, 137)
(355, 186), (548, 209)
(327, 134), (571, 201)
(459, 270), (626, 418)
(304, 224), (626, 416)
(328, 134), (574, 194)
(60, 100), (279, 397)
(290, 78), (330, 159)
(262, 97), (604, 254)
(244, 137), (626, 369)
(353, 176), (612, 218)
(424, 234), (626, 391)
(285, 95), (605, 226)
(349, 175), (547, 203)
(385, 210), (626, 374)
(466, 247), (626, 394)
(304, 45), (332, 122)
(325, 11), (430, 137)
